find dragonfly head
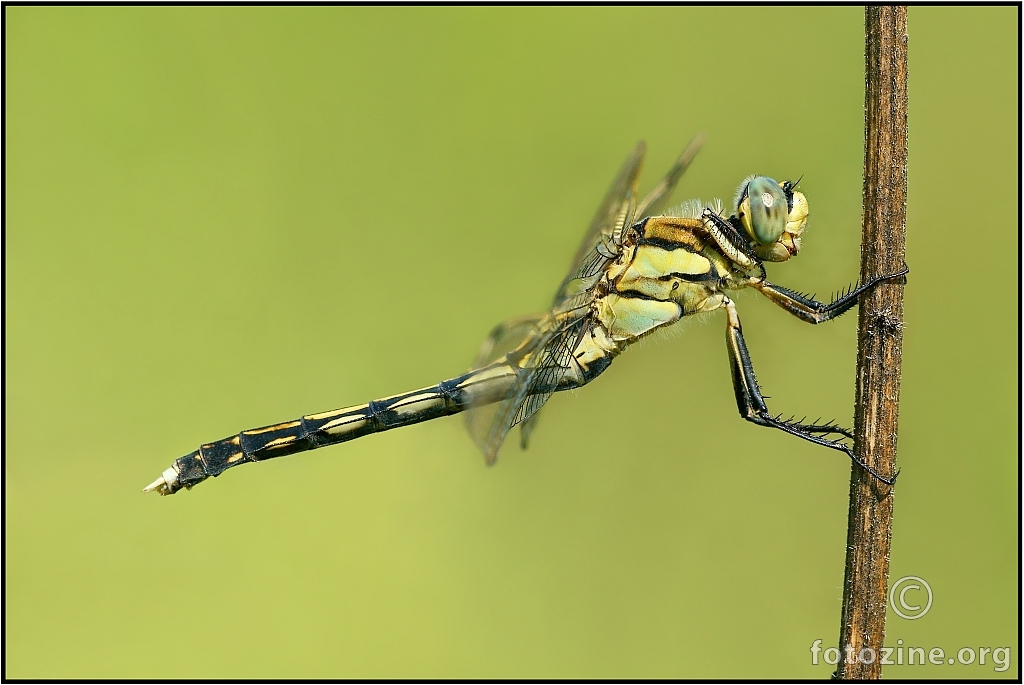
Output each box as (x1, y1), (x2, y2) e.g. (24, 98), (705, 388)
(734, 176), (808, 262)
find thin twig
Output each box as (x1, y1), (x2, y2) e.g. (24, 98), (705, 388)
(835, 6), (909, 680)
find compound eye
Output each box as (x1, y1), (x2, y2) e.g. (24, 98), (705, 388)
(739, 176), (787, 244)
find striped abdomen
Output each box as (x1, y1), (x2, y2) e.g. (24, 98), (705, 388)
(154, 363), (521, 495)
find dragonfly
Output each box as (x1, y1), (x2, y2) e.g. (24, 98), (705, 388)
(144, 135), (907, 496)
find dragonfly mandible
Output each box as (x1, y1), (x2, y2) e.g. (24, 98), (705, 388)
(144, 135), (907, 496)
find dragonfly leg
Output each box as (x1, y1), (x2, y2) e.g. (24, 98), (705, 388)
(701, 209), (759, 269)
(754, 265), (908, 324)
(722, 298), (897, 485)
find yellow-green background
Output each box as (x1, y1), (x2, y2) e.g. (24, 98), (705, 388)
(5, 6), (1018, 679)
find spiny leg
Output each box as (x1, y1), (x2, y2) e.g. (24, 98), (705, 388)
(722, 298), (897, 485)
(721, 296), (851, 439)
(701, 209), (759, 269)
(754, 265), (908, 324)
(748, 266), (907, 446)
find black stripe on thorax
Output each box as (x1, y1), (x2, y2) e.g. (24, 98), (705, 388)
(671, 266), (721, 283)
(637, 235), (698, 252)
(610, 289), (690, 303)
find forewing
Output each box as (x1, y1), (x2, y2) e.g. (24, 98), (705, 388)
(466, 143), (648, 463)
(553, 142), (646, 306)
(634, 133), (704, 218)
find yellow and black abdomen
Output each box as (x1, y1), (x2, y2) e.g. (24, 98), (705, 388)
(163, 366), (524, 492)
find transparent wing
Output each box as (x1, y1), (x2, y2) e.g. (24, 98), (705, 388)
(469, 310), (591, 464)
(464, 314), (542, 449)
(469, 314), (544, 370)
(466, 143), (652, 463)
(553, 141), (647, 307)
(509, 314), (590, 452)
(634, 133), (704, 218)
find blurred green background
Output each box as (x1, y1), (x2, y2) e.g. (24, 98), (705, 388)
(5, 6), (1018, 679)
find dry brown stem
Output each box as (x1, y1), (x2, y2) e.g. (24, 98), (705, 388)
(834, 6), (909, 681)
